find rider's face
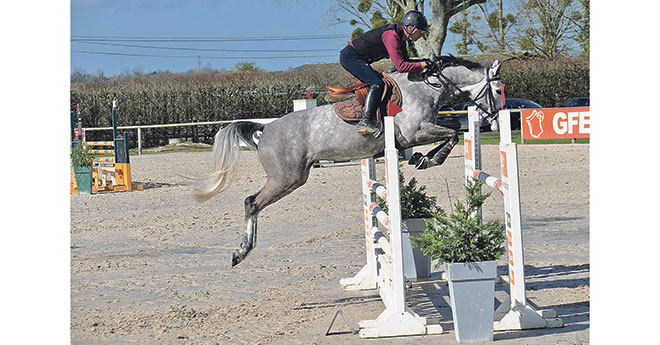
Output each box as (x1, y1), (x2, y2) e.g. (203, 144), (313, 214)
(407, 26), (425, 41)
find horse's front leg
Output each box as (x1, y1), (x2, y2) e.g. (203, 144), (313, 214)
(402, 123), (459, 169)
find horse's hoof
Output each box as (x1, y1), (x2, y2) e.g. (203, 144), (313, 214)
(231, 252), (242, 267)
(408, 152), (423, 165)
(415, 157), (429, 170)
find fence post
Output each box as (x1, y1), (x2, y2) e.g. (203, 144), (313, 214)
(192, 117), (198, 143)
(137, 127), (142, 155)
(519, 110), (525, 144)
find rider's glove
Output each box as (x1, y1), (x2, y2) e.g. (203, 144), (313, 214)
(421, 59), (433, 75)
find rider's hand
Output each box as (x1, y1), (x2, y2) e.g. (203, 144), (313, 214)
(421, 60), (432, 75)
(420, 58), (433, 74)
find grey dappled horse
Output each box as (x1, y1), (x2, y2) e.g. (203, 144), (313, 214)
(194, 56), (503, 266)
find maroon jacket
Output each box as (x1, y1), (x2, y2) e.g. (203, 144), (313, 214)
(349, 24), (423, 73)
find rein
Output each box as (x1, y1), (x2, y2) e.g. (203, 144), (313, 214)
(423, 59), (500, 120)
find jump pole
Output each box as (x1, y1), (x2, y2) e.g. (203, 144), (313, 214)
(464, 107), (563, 330)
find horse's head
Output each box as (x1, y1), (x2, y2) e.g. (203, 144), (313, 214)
(424, 56), (503, 121)
(475, 60), (503, 121)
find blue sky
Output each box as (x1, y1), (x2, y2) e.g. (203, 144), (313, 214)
(71, 0), (492, 76)
(71, 0), (358, 75)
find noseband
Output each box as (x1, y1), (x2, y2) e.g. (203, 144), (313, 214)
(423, 58), (500, 120)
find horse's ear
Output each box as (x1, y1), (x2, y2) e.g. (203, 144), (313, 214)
(490, 60), (502, 76)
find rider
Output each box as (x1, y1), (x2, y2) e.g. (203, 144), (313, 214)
(339, 10), (429, 135)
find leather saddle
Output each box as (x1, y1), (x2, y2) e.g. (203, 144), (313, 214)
(327, 73), (403, 122)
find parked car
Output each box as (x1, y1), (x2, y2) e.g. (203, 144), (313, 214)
(503, 98), (543, 130)
(453, 102), (489, 131)
(558, 96), (589, 107)
(437, 105), (461, 131)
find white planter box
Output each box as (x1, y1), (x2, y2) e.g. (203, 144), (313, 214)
(446, 260), (497, 343)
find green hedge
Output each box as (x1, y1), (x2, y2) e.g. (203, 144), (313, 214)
(70, 65), (352, 128)
(500, 58), (589, 107)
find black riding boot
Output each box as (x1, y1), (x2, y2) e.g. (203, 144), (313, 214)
(357, 84), (383, 135)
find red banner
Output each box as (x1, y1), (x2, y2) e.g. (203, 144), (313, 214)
(521, 107), (590, 140)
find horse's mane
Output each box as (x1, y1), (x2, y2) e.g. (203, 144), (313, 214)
(436, 55), (483, 70)
(387, 54), (483, 80)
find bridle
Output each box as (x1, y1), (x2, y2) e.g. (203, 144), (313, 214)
(423, 58), (501, 120)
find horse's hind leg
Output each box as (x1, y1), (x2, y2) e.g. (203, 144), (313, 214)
(231, 169), (311, 266)
(231, 193), (260, 266)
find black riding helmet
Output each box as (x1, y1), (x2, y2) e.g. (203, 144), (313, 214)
(401, 10), (429, 36)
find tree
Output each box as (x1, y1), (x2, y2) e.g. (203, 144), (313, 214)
(449, 3), (475, 55)
(575, 0), (589, 57)
(331, 0), (410, 40)
(514, 0), (583, 58)
(232, 62), (264, 72)
(415, 0), (487, 58)
(473, 0), (518, 53)
(330, 0), (487, 58)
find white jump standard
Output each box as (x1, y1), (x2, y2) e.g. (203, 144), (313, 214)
(340, 115), (442, 338)
(464, 107), (564, 330)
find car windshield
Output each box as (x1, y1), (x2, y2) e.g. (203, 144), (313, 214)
(507, 99), (541, 108)
(575, 98), (589, 106)
(560, 98), (589, 107)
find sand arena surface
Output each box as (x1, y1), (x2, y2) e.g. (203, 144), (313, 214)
(71, 143), (589, 344)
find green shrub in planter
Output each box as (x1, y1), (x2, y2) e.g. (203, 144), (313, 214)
(71, 140), (93, 168)
(411, 177), (505, 343)
(71, 140), (94, 194)
(410, 177), (505, 264)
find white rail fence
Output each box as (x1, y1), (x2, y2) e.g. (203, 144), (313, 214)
(83, 118), (277, 155)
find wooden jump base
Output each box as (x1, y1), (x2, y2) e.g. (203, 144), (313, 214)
(340, 116), (442, 338)
(70, 101), (143, 194)
(464, 107), (563, 330)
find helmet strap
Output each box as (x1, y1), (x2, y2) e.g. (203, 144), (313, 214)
(402, 24), (415, 41)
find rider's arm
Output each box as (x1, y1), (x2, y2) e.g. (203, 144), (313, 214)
(382, 30), (424, 73)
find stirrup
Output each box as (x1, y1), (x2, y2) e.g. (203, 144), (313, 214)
(357, 116), (379, 135)
(357, 124), (378, 135)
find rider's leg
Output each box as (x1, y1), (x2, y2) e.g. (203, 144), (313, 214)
(357, 83), (383, 135)
(339, 46), (385, 135)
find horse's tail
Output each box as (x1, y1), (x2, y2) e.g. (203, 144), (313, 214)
(193, 121), (265, 202)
